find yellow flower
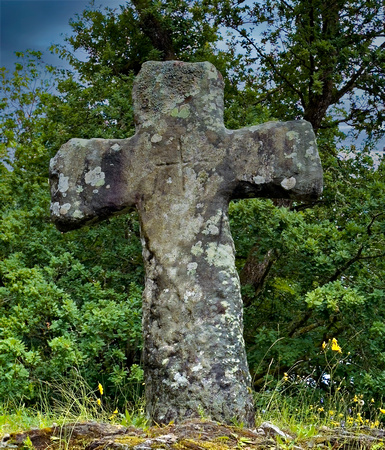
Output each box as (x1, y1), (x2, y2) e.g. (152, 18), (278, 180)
(283, 372), (289, 381)
(353, 395), (359, 402)
(109, 409), (118, 420)
(98, 383), (104, 395)
(329, 410), (335, 416)
(379, 408), (385, 414)
(97, 398), (101, 406)
(331, 338), (342, 353)
(322, 341), (327, 350)
(318, 407), (324, 412)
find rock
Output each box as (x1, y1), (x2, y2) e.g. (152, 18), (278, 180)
(259, 421), (292, 440)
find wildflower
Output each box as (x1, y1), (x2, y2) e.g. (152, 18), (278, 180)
(109, 409), (118, 420)
(322, 341), (327, 350)
(353, 395), (359, 403)
(358, 399), (365, 406)
(331, 338), (342, 353)
(379, 408), (385, 414)
(98, 383), (104, 396)
(371, 398), (375, 403)
(97, 398), (101, 406)
(318, 407), (324, 412)
(329, 410), (335, 416)
(283, 372), (289, 381)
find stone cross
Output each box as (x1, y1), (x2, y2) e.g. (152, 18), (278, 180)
(49, 61), (323, 426)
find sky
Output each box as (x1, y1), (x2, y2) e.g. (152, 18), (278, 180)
(0, 0), (124, 70)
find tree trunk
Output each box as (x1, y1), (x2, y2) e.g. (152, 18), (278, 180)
(131, 0), (176, 61)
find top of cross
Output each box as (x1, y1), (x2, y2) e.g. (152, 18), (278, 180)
(133, 61), (224, 129)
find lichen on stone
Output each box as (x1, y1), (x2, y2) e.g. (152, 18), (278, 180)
(84, 166), (105, 187)
(205, 243), (234, 268)
(281, 177), (297, 190)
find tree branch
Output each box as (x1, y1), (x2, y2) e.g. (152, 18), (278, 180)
(333, 40), (385, 104)
(328, 246), (363, 283)
(234, 26), (306, 106)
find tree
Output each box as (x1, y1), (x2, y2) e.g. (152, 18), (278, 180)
(230, 150), (385, 398)
(1, 0), (385, 414)
(63, 0), (218, 76)
(202, 0), (385, 398)
(0, 52), (144, 405)
(203, 0), (385, 136)
(47, 0), (385, 410)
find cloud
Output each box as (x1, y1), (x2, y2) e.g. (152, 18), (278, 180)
(0, 0), (122, 68)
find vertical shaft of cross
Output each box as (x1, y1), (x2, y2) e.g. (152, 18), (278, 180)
(137, 181), (254, 424)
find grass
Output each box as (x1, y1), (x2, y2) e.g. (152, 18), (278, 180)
(0, 370), (148, 436)
(252, 338), (385, 437)
(1, 338), (385, 443)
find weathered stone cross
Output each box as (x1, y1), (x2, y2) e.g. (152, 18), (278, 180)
(50, 61), (323, 426)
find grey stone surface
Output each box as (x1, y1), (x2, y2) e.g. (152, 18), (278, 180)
(49, 61), (323, 426)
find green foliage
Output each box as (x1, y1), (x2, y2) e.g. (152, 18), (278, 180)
(120, 407), (149, 429)
(1, 0), (385, 415)
(64, 0), (219, 76)
(0, 52), (144, 405)
(204, 0), (385, 136)
(229, 148), (385, 398)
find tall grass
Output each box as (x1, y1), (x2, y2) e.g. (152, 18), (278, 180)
(1, 338), (385, 437)
(254, 338), (385, 434)
(0, 368), (147, 435)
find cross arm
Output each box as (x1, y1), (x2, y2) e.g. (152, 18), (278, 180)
(226, 120), (323, 201)
(49, 137), (138, 232)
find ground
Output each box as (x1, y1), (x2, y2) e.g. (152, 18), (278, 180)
(2, 419), (385, 450)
